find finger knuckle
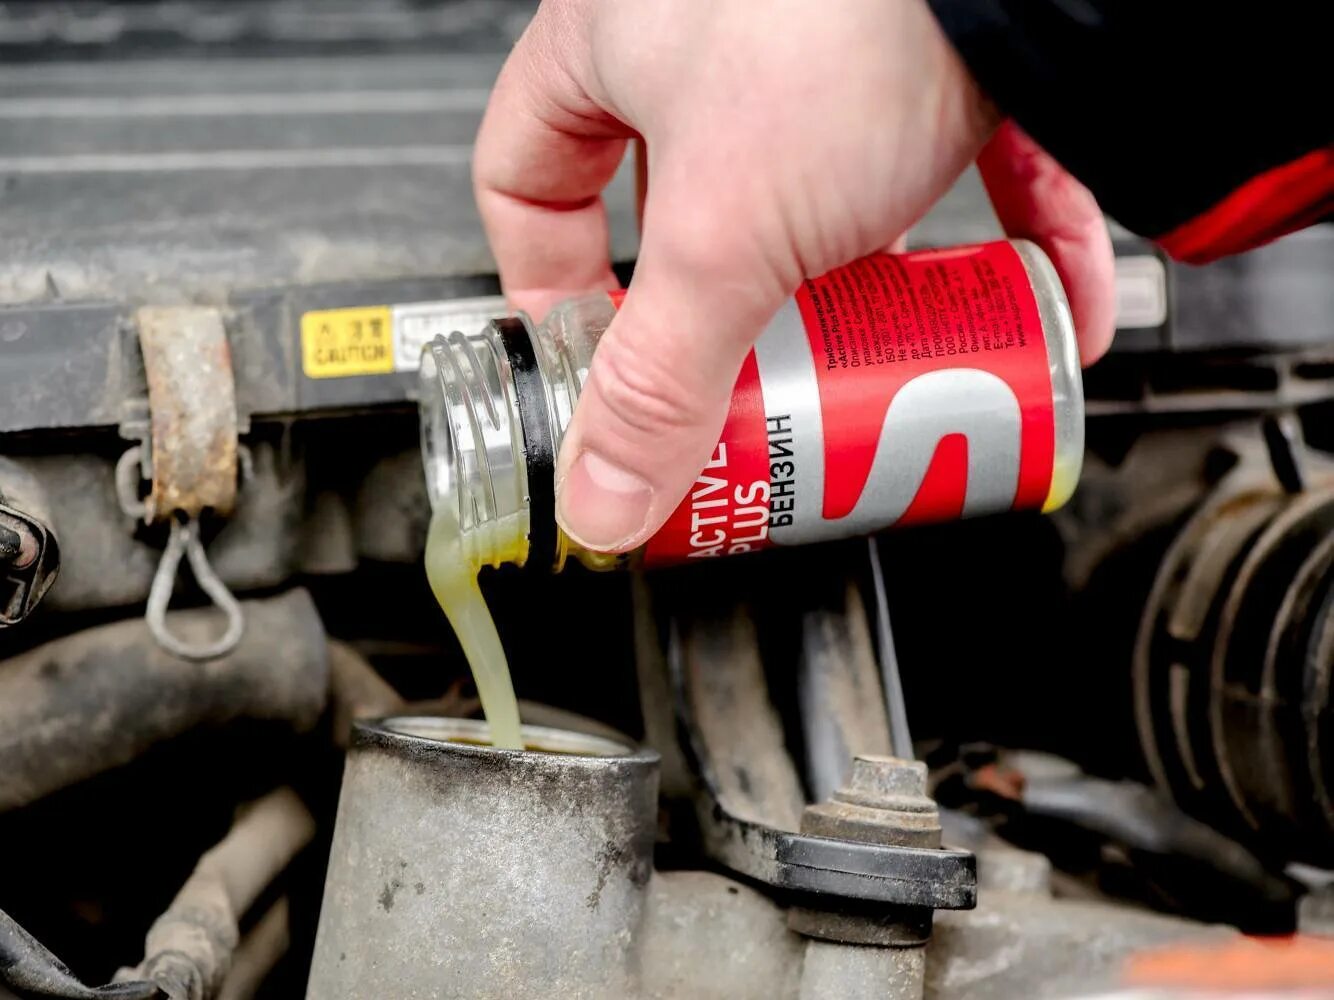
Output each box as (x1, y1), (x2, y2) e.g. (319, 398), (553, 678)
(588, 335), (710, 439)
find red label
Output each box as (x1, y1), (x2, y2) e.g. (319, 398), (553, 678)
(627, 241), (1061, 568)
(641, 353), (772, 566)
(797, 245), (1056, 522)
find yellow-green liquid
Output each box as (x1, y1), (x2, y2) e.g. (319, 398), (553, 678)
(424, 505), (524, 750)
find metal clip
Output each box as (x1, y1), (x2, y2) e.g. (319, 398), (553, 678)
(145, 516), (245, 662)
(114, 445), (149, 522)
(118, 444), (245, 661)
(117, 304), (246, 660)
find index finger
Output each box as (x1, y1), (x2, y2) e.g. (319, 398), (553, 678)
(473, 17), (633, 318)
(977, 122), (1117, 365)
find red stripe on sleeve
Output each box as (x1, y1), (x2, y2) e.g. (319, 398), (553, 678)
(1158, 146), (1334, 264)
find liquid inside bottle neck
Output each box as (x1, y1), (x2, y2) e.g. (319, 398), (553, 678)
(419, 326), (533, 571)
(419, 298), (619, 574)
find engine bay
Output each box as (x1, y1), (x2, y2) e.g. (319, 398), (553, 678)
(1, 4), (1333, 998)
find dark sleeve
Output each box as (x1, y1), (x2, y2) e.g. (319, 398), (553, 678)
(926, 0), (1334, 263)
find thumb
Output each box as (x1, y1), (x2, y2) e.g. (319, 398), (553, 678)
(554, 187), (791, 553)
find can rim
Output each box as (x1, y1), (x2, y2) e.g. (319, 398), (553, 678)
(355, 715), (659, 765)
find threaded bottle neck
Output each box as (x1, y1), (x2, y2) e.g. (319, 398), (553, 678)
(419, 324), (532, 570)
(417, 293), (626, 574)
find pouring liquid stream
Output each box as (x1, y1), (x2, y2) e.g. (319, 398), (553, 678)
(424, 504), (524, 750)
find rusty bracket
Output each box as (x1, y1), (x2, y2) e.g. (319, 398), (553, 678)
(135, 306), (239, 523)
(116, 307), (244, 660)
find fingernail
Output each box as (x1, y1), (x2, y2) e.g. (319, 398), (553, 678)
(556, 450), (653, 552)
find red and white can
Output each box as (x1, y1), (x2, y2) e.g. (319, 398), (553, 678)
(419, 239), (1084, 572)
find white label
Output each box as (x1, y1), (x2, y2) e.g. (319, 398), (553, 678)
(1114, 255), (1168, 329)
(391, 296), (509, 372)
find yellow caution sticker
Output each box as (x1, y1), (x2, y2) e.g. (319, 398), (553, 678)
(300, 306), (395, 379)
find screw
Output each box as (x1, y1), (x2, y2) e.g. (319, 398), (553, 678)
(790, 756), (944, 947)
(800, 756), (941, 849)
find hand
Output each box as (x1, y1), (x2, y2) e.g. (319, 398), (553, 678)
(474, 0), (1114, 553)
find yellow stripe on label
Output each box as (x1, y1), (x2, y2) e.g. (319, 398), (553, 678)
(300, 306), (394, 379)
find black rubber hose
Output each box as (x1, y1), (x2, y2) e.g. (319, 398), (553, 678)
(0, 907), (160, 1000)
(0, 589), (328, 813)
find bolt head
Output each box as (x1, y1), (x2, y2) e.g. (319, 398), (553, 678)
(847, 756), (928, 799)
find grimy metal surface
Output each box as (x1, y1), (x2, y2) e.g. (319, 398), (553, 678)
(797, 580), (894, 804)
(0, 1), (632, 434)
(0, 2), (532, 57)
(667, 585), (977, 910)
(135, 306), (238, 521)
(0, 588), (327, 812)
(308, 718), (660, 1000)
(0, 9), (557, 308)
(309, 717), (1220, 1000)
(792, 756), (945, 950)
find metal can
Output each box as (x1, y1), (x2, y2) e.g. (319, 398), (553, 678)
(419, 239), (1084, 572)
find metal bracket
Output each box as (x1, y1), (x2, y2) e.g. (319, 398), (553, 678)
(115, 306), (245, 660)
(136, 306), (239, 522)
(661, 565), (977, 911)
(691, 789), (977, 909)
